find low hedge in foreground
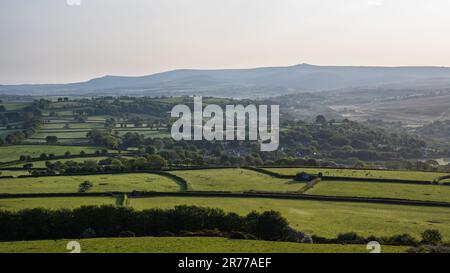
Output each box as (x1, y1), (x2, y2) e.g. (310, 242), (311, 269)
(313, 229), (443, 247)
(0, 205), (292, 242)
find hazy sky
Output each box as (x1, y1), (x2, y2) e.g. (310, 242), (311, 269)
(1, 0), (450, 84)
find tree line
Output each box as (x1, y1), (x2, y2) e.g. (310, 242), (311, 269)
(0, 205), (292, 242)
(0, 205), (445, 249)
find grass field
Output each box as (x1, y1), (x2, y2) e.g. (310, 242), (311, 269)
(307, 180), (450, 202)
(0, 237), (407, 253)
(0, 197), (115, 211)
(0, 145), (116, 162)
(0, 170), (32, 177)
(264, 167), (446, 181)
(3, 103), (29, 111)
(171, 168), (306, 192)
(31, 131), (90, 139)
(0, 173), (181, 194)
(129, 196), (450, 239)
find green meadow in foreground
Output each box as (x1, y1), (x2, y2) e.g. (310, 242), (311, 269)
(129, 196), (450, 239)
(0, 173), (180, 194)
(0, 237), (407, 253)
(264, 168), (445, 182)
(0, 197), (115, 211)
(171, 168), (305, 192)
(307, 180), (450, 202)
(0, 145), (115, 163)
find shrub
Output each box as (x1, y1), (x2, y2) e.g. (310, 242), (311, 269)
(301, 235), (314, 244)
(387, 233), (417, 246)
(179, 229), (225, 238)
(421, 229), (442, 245)
(118, 231), (136, 237)
(311, 235), (334, 244)
(115, 194), (129, 207)
(281, 227), (306, 243)
(367, 235), (385, 245)
(245, 210), (289, 241)
(159, 231), (176, 237)
(81, 228), (97, 238)
(78, 181), (93, 193)
(228, 231), (257, 240)
(407, 245), (450, 253)
(336, 232), (365, 244)
(45, 136), (58, 144)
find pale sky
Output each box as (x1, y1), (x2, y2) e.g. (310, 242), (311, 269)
(1, 0), (450, 84)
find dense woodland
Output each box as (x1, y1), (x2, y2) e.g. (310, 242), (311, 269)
(418, 120), (450, 140)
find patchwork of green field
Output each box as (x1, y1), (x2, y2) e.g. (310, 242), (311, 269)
(31, 131), (90, 139)
(86, 116), (108, 122)
(43, 119), (104, 124)
(0, 129), (18, 137)
(0, 173), (180, 194)
(0, 145), (116, 163)
(9, 156), (112, 168)
(42, 111), (77, 116)
(114, 127), (158, 131)
(41, 123), (103, 129)
(129, 196), (450, 239)
(171, 168), (305, 192)
(8, 156), (115, 168)
(114, 124), (143, 128)
(0, 197), (115, 211)
(43, 118), (79, 123)
(29, 128), (169, 141)
(307, 181), (450, 202)
(0, 237), (407, 253)
(25, 138), (90, 144)
(115, 130), (169, 138)
(3, 103), (29, 111)
(45, 101), (85, 108)
(264, 167), (446, 181)
(114, 123), (165, 128)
